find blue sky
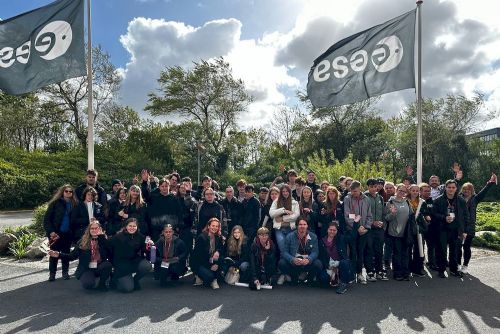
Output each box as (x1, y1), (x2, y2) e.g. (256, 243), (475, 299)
(3, 0), (500, 130)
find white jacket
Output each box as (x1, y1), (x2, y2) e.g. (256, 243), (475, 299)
(269, 199), (300, 230)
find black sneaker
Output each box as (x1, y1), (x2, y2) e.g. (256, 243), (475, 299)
(450, 271), (463, 278)
(367, 272), (377, 282)
(403, 275), (410, 281)
(394, 276), (404, 281)
(377, 271), (389, 281)
(413, 270), (426, 277)
(438, 271), (446, 278)
(62, 272), (70, 280)
(48, 273), (56, 282)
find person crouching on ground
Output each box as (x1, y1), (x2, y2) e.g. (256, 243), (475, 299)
(49, 219), (112, 291)
(154, 224), (188, 287)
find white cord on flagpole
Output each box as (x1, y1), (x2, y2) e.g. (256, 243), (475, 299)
(87, 0), (94, 170)
(416, 0), (423, 184)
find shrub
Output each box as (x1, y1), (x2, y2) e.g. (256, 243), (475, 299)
(8, 230), (37, 260)
(472, 232), (500, 251)
(476, 202), (500, 233)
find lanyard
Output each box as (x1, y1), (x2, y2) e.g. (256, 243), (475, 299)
(297, 233), (307, 253)
(163, 239), (172, 260)
(90, 238), (98, 262)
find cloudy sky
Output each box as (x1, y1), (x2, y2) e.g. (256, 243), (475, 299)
(4, 0), (500, 131)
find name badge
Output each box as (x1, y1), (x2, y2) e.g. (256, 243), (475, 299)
(349, 214), (356, 219)
(89, 262), (97, 269)
(161, 261), (170, 269)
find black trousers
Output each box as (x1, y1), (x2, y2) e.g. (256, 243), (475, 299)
(409, 234), (425, 273)
(457, 234), (474, 267)
(80, 261), (113, 289)
(388, 235), (410, 278)
(49, 232), (72, 274)
(371, 228), (384, 273)
(425, 224), (440, 267)
(437, 228), (460, 272)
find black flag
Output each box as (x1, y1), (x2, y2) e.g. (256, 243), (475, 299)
(0, 0), (85, 95)
(307, 10), (416, 107)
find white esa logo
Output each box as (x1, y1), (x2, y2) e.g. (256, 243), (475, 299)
(313, 35), (404, 82)
(0, 21), (73, 68)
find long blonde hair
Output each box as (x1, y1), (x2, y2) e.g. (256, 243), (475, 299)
(47, 184), (77, 208)
(227, 225), (246, 257)
(79, 219), (104, 250)
(126, 185), (145, 209)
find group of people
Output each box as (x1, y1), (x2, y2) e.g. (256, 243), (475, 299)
(43, 167), (497, 294)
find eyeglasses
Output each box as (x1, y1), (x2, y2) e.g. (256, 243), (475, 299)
(64, 190), (73, 193)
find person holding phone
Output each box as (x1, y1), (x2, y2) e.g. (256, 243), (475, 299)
(48, 219), (112, 291)
(431, 180), (470, 278)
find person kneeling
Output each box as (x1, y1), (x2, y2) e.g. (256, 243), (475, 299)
(278, 217), (322, 285)
(155, 224), (188, 286)
(190, 218), (224, 289)
(319, 222), (352, 294)
(224, 225), (251, 285)
(249, 227), (278, 290)
(110, 218), (152, 292)
(49, 219), (112, 291)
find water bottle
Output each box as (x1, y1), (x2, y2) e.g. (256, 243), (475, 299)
(150, 245), (156, 263)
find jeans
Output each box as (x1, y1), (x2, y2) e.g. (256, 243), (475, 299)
(275, 227), (293, 254)
(319, 259), (352, 284)
(79, 261), (112, 289)
(388, 235), (409, 278)
(116, 259), (152, 292)
(195, 265), (220, 286)
(278, 258), (323, 282)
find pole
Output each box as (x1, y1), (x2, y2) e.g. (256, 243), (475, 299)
(197, 143), (201, 187)
(416, 0), (423, 184)
(87, 0), (94, 170)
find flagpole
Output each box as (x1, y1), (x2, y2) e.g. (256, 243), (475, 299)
(86, 0), (94, 170)
(416, 0), (423, 184)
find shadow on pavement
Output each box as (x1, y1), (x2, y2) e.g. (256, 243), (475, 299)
(0, 268), (499, 333)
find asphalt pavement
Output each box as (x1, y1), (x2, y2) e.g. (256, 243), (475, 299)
(0, 211), (34, 230)
(0, 253), (499, 334)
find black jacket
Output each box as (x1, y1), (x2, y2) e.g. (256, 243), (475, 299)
(70, 202), (105, 242)
(110, 231), (147, 278)
(319, 233), (349, 269)
(59, 235), (111, 279)
(43, 198), (74, 238)
(460, 182), (495, 235)
(432, 194), (470, 234)
(240, 197), (260, 239)
(178, 194), (197, 230)
(260, 203), (273, 230)
(221, 197), (242, 232)
(190, 232), (224, 272)
(124, 203), (149, 236)
(196, 201), (226, 236)
(106, 199), (127, 236)
(249, 239), (277, 281)
(318, 202), (346, 236)
(148, 193), (183, 231)
(225, 238), (251, 267)
(155, 235), (188, 267)
(75, 182), (107, 207)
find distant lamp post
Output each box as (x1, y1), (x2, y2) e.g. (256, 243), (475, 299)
(197, 142), (205, 186)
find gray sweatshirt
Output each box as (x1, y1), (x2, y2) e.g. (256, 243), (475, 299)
(385, 196), (410, 238)
(343, 193), (373, 230)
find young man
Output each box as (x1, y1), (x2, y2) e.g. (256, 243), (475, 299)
(278, 217), (322, 285)
(220, 186), (242, 233)
(364, 178), (387, 281)
(236, 179), (247, 203)
(306, 170), (320, 194)
(75, 169), (107, 207)
(292, 176), (306, 202)
(432, 180), (470, 278)
(258, 187), (269, 207)
(340, 177), (353, 201)
(287, 169), (298, 191)
(240, 184), (261, 242)
(343, 181), (373, 284)
(419, 183), (438, 270)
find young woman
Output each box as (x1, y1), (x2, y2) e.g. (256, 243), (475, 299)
(384, 184), (417, 281)
(319, 223), (352, 294)
(190, 218), (225, 289)
(176, 182), (198, 253)
(224, 225), (251, 284)
(319, 186), (345, 237)
(407, 184), (429, 277)
(249, 227), (278, 289)
(49, 219), (112, 291)
(269, 184), (300, 254)
(458, 173), (497, 274)
(260, 187), (280, 231)
(43, 184), (77, 281)
(155, 224), (188, 286)
(107, 187), (127, 236)
(299, 186), (318, 233)
(110, 218), (152, 292)
(71, 186), (105, 242)
(123, 185), (149, 236)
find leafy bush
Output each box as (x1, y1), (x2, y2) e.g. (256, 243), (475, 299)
(472, 232), (500, 251)
(8, 230), (37, 260)
(30, 203), (48, 236)
(476, 202), (500, 232)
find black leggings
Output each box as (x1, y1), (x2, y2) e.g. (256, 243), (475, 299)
(457, 234), (474, 267)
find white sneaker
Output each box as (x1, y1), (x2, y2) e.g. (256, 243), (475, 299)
(357, 273), (367, 284)
(211, 279), (220, 289)
(277, 275), (285, 285)
(460, 265), (468, 274)
(193, 275), (203, 286)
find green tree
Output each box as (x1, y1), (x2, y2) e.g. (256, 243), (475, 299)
(146, 58), (252, 175)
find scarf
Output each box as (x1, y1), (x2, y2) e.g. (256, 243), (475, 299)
(90, 238), (101, 263)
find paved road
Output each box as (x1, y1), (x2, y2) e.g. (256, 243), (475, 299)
(0, 211), (33, 230)
(0, 254), (499, 334)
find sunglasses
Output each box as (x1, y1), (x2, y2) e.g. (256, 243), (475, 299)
(64, 190), (73, 193)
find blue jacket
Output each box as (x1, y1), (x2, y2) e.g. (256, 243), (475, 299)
(282, 230), (319, 264)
